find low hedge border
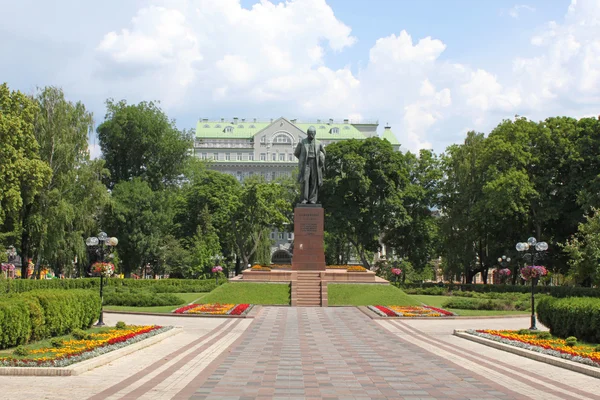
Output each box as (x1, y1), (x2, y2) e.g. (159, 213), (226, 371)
(400, 283), (600, 298)
(0, 289), (100, 349)
(0, 278), (222, 294)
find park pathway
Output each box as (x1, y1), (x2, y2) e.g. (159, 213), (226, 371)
(0, 307), (598, 399)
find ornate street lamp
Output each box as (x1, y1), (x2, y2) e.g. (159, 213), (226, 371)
(516, 237), (548, 330)
(86, 232), (118, 326)
(496, 255), (511, 284)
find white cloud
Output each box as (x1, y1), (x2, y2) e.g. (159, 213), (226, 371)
(508, 4), (536, 19)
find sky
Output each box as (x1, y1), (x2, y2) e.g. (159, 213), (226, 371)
(2, 0), (599, 158)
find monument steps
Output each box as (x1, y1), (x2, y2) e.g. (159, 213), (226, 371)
(295, 271), (322, 306)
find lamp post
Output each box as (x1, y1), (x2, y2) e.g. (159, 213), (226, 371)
(86, 232), (118, 326)
(516, 237), (548, 330)
(496, 255), (511, 284)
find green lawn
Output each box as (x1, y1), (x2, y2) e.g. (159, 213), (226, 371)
(104, 293), (206, 313)
(328, 284), (421, 306)
(198, 283), (290, 305)
(410, 295), (530, 316)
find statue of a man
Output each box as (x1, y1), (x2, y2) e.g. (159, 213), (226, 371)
(294, 126), (326, 204)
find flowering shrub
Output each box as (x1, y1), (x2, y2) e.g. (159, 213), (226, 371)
(468, 329), (600, 368)
(211, 265), (223, 273)
(0, 325), (171, 368)
(499, 268), (511, 277)
(368, 305), (454, 317)
(347, 266), (367, 272)
(251, 265), (271, 271)
(172, 303), (253, 316)
(1, 263), (15, 272)
(520, 265), (547, 281)
(391, 268), (402, 276)
(91, 262), (115, 277)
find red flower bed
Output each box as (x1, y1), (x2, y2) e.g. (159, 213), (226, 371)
(424, 305), (454, 316)
(230, 304), (250, 315)
(173, 304), (199, 314)
(106, 327), (158, 345)
(375, 305), (397, 317)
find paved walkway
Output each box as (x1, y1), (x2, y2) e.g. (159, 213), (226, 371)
(0, 307), (598, 399)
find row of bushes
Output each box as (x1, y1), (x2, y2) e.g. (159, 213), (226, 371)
(537, 297), (600, 343)
(103, 287), (184, 307)
(442, 297), (532, 311)
(400, 283), (600, 298)
(0, 277), (221, 294)
(0, 289), (100, 349)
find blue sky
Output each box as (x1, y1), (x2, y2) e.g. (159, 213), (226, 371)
(1, 0), (598, 156)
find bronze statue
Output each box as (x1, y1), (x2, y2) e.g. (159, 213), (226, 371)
(294, 126), (326, 204)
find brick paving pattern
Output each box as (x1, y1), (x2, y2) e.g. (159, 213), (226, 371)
(181, 307), (526, 399)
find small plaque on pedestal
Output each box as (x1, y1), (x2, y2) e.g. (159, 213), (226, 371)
(292, 204), (326, 271)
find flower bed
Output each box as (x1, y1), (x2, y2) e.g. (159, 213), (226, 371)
(172, 303), (253, 316)
(347, 266), (367, 272)
(368, 305), (454, 317)
(466, 329), (600, 369)
(0, 325), (171, 368)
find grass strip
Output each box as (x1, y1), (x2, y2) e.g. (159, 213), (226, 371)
(328, 284), (421, 306)
(199, 283), (290, 305)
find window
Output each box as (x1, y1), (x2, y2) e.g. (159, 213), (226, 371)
(344, 126), (350, 130)
(278, 232), (284, 240)
(288, 154), (293, 161)
(213, 153), (218, 160)
(202, 153), (207, 160)
(288, 232), (293, 240)
(224, 126), (233, 133)
(330, 127), (339, 134)
(203, 124), (210, 128)
(236, 171), (242, 181)
(319, 125), (326, 129)
(274, 134), (291, 144)
(250, 124), (256, 128)
(248, 153), (254, 161)
(238, 124), (244, 128)
(279, 153), (285, 161)
(271, 171), (276, 181)
(260, 135), (266, 143)
(260, 153), (266, 161)
(237, 153), (242, 161)
(215, 124), (222, 128)
(270, 232), (275, 240)
(272, 153), (277, 161)
(225, 153), (230, 161)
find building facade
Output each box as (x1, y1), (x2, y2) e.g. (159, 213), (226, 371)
(193, 117), (400, 260)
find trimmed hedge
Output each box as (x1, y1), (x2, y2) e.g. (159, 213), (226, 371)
(0, 278), (221, 294)
(400, 283), (600, 298)
(537, 297), (600, 343)
(0, 289), (100, 349)
(104, 291), (184, 307)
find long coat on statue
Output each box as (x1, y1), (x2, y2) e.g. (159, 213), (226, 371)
(294, 138), (326, 186)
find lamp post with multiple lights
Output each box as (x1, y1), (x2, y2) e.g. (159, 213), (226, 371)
(516, 237), (548, 330)
(86, 232), (118, 326)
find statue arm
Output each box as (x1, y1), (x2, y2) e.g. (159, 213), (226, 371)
(294, 142), (302, 158)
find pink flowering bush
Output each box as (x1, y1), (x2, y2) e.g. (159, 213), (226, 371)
(391, 268), (402, 276)
(212, 266), (223, 273)
(520, 265), (547, 281)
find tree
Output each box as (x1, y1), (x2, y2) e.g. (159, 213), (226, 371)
(321, 138), (411, 268)
(104, 178), (176, 276)
(28, 87), (109, 278)
(0, 83), (52, 278)
(97, 99), (191, 190)
(562, 208), (600, 286)
(230, 178), (291, 267)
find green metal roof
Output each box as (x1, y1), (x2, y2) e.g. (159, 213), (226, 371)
(382, 128), (400, 145)
(195, 119), (366, 140)
(295, 123), (366, 140)
(195, 121), (271, 139)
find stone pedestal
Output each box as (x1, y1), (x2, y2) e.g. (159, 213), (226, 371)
(292, 204), (325, 271)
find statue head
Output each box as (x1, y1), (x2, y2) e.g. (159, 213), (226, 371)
(307, 126), (316, 140)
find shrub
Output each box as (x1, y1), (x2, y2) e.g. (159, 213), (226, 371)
(565, 336), (578, 347)
(13, 345), (29, 357)
(536, 331), (552, 340)
(442, 297), (522, 311)
(71, 328), (90, 340)
(103, 291), (183, 307)
(50, 338), (64, 348)
(115, 321), (127, 330)
(537, 296), (600, 343)
(0, 289), (99, 349)
(517, 329), (531, 335)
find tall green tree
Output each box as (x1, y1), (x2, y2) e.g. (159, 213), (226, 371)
(0, 83), (52, 278)
(321, 138), (411, 268)
(562, 208), (600, 286)
(97, 99), (191, 190)
(28, 87), (109, 277)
